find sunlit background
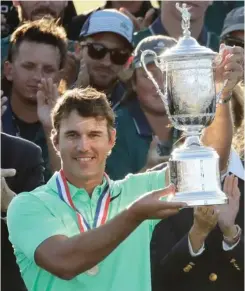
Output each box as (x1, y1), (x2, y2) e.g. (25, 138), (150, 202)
(74, 1), (159, 14)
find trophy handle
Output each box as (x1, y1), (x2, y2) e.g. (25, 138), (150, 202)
(140, 50), (173, 123)
(140, 50), (167, 100)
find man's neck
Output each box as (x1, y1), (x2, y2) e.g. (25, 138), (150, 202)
(143, 110), (171, 141)
(63, 169), (105, 196)
(93, 83), (116, 98)
(161, 10), (204, 40)
(11, 91), (39, 123)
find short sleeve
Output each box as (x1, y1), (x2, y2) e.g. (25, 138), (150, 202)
(7, 193), (69, 261)
(147, 168), (166, 192)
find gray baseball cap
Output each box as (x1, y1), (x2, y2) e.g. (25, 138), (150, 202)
(79, 9), (134, 47)
(132, 35), (177, 69)
(220, 7), (244, 38)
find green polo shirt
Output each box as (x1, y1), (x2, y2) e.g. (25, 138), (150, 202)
(7, 168), (167, 291)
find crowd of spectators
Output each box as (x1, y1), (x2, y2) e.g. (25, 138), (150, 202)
(1, 1), (244, 291)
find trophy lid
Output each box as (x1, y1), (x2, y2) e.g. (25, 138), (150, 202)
(160, 3), (217, 61)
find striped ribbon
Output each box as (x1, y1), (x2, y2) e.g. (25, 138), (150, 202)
(56, 170), (111, 232)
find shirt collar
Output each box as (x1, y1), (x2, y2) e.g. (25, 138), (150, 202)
(47, 172), (108, 198)
(126, 99), (181, 156)
(127, 99), (153, 137)
(109, 82), (127, 111)
(149, 16), (208, 46)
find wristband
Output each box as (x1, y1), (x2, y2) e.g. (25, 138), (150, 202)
(223, 224), (242, 246)
(217, 91), (232, 104)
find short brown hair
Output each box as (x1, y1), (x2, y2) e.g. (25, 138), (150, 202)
(52, 87), (115, 134)
(9, 17), (67, 69)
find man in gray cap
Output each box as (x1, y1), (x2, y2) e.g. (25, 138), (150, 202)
(220, 6), (244, 49)
(75, 9), (134, 111)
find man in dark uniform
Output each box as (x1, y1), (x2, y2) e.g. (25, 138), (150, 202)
(1, 92), (45, 291)
(1, 132), (45, 291)
(151, 175), (243, 291)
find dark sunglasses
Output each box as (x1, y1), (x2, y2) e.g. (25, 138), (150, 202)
(82, 43), (131, 65)
(222, 37), (244, 49)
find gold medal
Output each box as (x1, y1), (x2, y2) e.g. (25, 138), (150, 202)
(86, 265), (99, 276)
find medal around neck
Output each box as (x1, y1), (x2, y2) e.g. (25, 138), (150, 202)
(141, 3), (228, 206)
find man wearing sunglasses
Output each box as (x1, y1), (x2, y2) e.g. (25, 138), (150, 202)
(220, 7), (244, 49)
(77, 9), (134, 111)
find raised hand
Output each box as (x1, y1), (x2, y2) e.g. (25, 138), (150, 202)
(1, 168), (16, 212)
(119, 7), (155, 32)
(193, 206), (219, 235)
(216, 175), (240, 239)
(189, 206), (219, 253)
(37, 78), (59, 129)
(130, 184), (186, 221)
(75, 57), (90, 88)
(215, 45), (244, 94)
(61, 50), (81, 88)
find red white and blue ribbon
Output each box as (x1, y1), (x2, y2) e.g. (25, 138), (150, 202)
(56, 170), (111, 232)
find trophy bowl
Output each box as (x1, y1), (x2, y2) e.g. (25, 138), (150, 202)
(140, 2), (228, 206)
(165, 57), (217, 134)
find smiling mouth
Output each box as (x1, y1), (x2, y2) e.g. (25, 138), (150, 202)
(75, 157), (95, 162)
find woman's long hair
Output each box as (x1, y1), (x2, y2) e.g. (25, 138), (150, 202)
(232, 82), (244, 160)
(232, 119), (244, 160)
(232, 81), (244, 130)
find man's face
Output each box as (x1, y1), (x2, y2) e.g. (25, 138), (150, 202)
(163, 1), (212, 21)
(54, 111), (116, 183)
(6, 41), (60, 104)
(135, 64), (166, 114)
(231, 31), (244, 42)
(19, 1), (68, 20)
(222, 30), (244, 49)
(82, 32), (131, 90)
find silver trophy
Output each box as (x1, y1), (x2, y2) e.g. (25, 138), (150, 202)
(141, 3), (228, 206)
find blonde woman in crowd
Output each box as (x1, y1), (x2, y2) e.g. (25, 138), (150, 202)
(228, 82), (244, 180)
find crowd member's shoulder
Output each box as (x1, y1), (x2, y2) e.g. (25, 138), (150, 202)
(1, 133), (42, 163)
(115, 104), (133, 125)
(1, 133), (45, 192)
(114, 101), (138, 137)
(1, 35), (10, 65)
(133, 27), (152, 47)
(106, 103), (141, 180)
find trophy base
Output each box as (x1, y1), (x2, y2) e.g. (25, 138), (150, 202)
(169, 136), (228, 207)
(168, 190), (228, 207)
